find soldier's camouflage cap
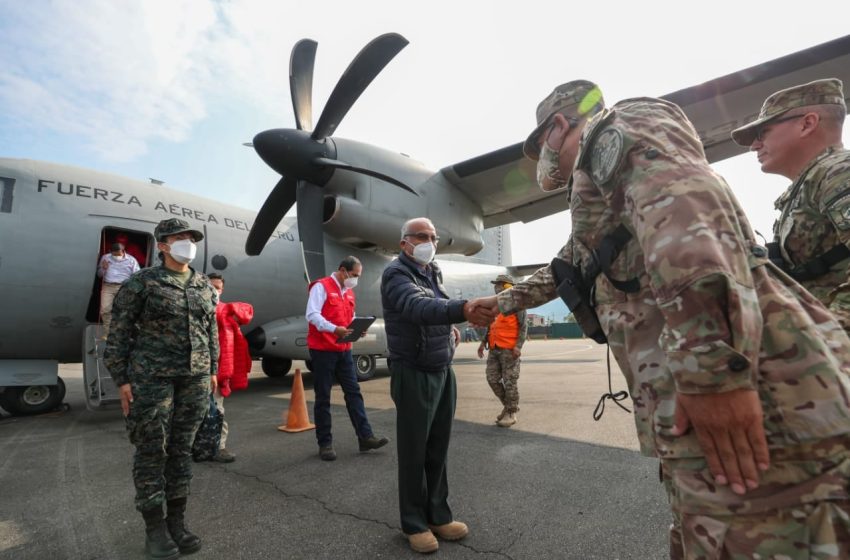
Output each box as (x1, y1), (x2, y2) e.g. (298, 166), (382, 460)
(523, 80), (605, 160)
(154, 218), (204, 242)
(491, 274), (515, 285)
(731, 78), (846, 146)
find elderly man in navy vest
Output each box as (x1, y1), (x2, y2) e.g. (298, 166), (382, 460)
(306, 255), (389, 461)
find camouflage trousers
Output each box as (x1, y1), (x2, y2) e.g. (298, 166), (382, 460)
(126, 374), (210, 511)
(661, 437), (850, 559)
(485, 348), (520, 413)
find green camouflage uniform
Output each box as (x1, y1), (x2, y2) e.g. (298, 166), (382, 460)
(104, 265), (218, 511)
(502, 97), (850, 559)
(771, 146), (850, 331)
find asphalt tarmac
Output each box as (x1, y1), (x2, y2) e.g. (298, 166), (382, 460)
(0, 339), (670, 559)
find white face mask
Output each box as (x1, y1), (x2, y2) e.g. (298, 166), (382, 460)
(343, 275), (358, 289)
(168, 239), (197, 264)
(410, 241), (436, 265)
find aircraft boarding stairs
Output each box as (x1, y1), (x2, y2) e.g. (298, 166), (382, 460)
(82, 325), (121, 410)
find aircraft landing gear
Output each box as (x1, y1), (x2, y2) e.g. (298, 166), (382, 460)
(354, 355), (376, 381)
(261, 357), (292, 378)
(0, 378), (67, 415)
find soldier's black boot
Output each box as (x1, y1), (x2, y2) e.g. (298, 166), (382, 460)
(141, 505), (180, 560)
(166, 498), (202, 554)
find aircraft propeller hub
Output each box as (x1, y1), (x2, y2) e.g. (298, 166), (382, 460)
(252, 128), (335, 186)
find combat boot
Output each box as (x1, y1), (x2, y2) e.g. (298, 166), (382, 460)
(166, 498), (202, 554)
(497, 412), (517, 427)
(141, 505), (180, 560)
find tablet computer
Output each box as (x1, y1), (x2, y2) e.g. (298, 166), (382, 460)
(336, 316), (377, 343)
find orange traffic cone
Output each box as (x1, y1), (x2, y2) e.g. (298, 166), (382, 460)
(278, 368), (316, 433)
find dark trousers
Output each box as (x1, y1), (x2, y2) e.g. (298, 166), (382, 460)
(390, 361), (456, 534)
(126, 374), (210, 511)
(309, 349), (373, 448)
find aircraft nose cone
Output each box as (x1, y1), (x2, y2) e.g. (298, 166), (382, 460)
(252, 128), (335, 184)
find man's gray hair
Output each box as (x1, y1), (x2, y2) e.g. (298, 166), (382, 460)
(338, 255), (361, 271)
(400, 217), (435, 240)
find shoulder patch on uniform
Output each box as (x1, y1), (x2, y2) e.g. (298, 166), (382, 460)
(590, 128), (624, 185)
(826, 190), (850, 230)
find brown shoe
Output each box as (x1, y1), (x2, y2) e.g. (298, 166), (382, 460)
(405, 531), (438, 553)
(495, 406), (507, 423)
(428, 521), (469, 541)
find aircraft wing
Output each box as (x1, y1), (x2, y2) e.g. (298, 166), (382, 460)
(441, 34), (850, 228)
(663, 34), (850, 162)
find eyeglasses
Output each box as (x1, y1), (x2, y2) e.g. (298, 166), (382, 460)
(754, 114), (805, 142)
(404, 232), (440, 243)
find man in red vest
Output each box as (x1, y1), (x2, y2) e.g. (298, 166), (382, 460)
(478, 275), (527, 428)
(306, 256), (389, 461)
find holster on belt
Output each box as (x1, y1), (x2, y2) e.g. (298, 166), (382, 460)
(765, 241), (788, 271)
(550, 258), (607, 344)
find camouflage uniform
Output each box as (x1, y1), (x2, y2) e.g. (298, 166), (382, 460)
(503, 92), (850, 558)
(731, 79), (850, 334)
(482, 275), (527, 415)
(104, 226), (218, 512)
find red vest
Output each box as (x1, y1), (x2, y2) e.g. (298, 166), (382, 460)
(307, 275), (356, 352)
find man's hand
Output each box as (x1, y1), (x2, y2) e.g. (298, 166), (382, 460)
(210, 374), (218, 394)
(511, 347), (521, 359)
(451, 326), (460, 348)
(477, 344), (486, 359)
(464, 296), (499, 326)
(119, 384), (133, 417)
(672, 389), (770, 495)
(334, 326), (353, 339)
(101, 259), (109, 270)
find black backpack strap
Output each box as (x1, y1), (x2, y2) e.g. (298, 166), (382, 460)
(592, 224), (641, 293)
(786, 243), (850, 281)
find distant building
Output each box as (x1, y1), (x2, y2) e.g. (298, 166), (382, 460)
(527, 314), (547, 327)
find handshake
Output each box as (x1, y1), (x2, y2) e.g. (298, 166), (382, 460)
(462, 295), (500, 327)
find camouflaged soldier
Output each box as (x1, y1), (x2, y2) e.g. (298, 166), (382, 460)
(732, 78), (850, 333)
(477, 274), (527, 427)
(104, 218), (219, 560)
(474, 80), (850, 559)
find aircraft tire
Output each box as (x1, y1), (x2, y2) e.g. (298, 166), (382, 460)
(261, 357), (292, 378)
(0, 377), (66, 416)
(354, 355), (376, 381)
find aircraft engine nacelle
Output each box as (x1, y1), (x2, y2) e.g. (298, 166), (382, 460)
(245, 315), (389, 361)
(322, 196), (484, 255)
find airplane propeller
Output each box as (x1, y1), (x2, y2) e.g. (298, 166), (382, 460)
(246, 32), (416, 283)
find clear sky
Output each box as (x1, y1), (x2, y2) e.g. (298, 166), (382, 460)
(2, 0), (849, 267)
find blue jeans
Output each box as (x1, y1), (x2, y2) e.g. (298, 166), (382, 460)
(309, 349), (374, 448)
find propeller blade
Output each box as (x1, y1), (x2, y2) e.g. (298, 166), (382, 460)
(312, 156), (419, 196)
(296, 181), (326, 281)
(311, 33), (408, 140)
(245, 176), (298, 256)
(290, 39), (318, 132)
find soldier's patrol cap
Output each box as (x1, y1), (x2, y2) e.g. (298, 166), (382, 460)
(731, 78), (846, 146)
(523, 80), (605, 161)
(491, 274), (515, 285)
(154, 218), (204, 242)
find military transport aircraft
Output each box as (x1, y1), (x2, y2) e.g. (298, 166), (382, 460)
(1, 33), (849, 416)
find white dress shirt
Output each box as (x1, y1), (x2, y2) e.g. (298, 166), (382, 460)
(305, 275), (350, 333)
(97, 253), (140, 283)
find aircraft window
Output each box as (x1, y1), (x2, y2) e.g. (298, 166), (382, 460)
(0, 176), (14, 213)
(211, 255), (228, 270)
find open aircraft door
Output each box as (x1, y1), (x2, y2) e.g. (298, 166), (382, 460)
(82, 226), (155, 410)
